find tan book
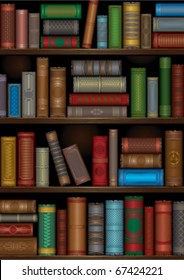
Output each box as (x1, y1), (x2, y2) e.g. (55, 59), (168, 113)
(0, 237), (37, 255)
(37, 57), (49, 117)
(109, 129), (118, 187)
(0, 200), (36, 213)
(120, 154), (162, 168)
(141, 14), (152, 49)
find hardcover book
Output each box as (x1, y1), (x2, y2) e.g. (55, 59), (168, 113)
(144, 207), (154, 255)
(153, 17), (184, 32)
(22, 72), (36, 118)
(43, 20), (79, 35)
(29, 13), (40, 48)
(121, 137), (162, 154)
(0, 74), (7, 117)
(67, 106), (127, 117)
(159, 57), (171, 117)
(37, 57), (49, 117)
(0, 214), (38, 222)
(0, 237), (37, 255)
(0, 224), (33, 236)
(120, 154), (162, 168)
(97, 15), (107, 49)
(0, 4), (15, 48)
(8, 84), (21, 118)
(153, 33), (184, 48)
(57, 209), (67, 255)
(16, 10), (28, 49)
(109, 129), (118, 187)
(172, 65), (184, 117)
(141, 14), (152, 49)
(147, 77), (158, 118)
(41, 36), (80, 48)
(173, 201), (184, 255)
(108, 6), (122, 48)
(36, 147), (49, 187)
(0, 200), (36, 213)
(156, 3), (184, 17)
(41, 4), (82, 19)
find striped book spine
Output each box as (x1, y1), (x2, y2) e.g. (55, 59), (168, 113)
(8, 84), (21, 118)
(109, 129), (118, 187)
(41, 4), (82, 19)
(57, 209), (67, 255)
(156, 3), (184, 17)
(153, 17), (184, 32)
(40, 36), (80, 48)
(172, 65), (184, 117)
(159, 57), (171, 117)
(141, 14), (152, 49)
(144, 207), (154, 255)
(108, 6), (122, 48)
(173, 201), (184, 255)
(147, 77), (158, 118)
(29, 13), (40, 48)
(153, 33), (184, 48)
(22, 72), (36, 118)
(36, 147), (49, 187)
(0, 74), (7, 117)
(97, 16), (107, 48)
(43, 20), (79, 35)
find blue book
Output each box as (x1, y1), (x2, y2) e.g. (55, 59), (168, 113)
(156, 3), (184, 17)
(97, 15), (107, 48)
(118, 168), (164, 186)
(8, 84), (21, 118)
(147, 77), (158, 118)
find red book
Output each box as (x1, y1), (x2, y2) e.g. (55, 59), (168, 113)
(172, 65), (184, 117)
(92, 136), (108, 186)
(18, 132), (35, 187)
(144, 207), (154, 255)
(40, 36), (80, 48)
(0, 4), (15, 48)
(16, 10), (28, 49)
(153, 33), (184, 48)
(57, 209), (67, 255)
(0, 223), (33, 236)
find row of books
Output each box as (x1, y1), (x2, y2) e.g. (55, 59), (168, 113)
(1, 198), (184, 256)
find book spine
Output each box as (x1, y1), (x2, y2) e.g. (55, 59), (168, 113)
(125, 196), (144, 255)
(0, 74), (7, 117)
(97, 16), (107, 49)
(8, 84), (21, 118)
(38, 204), (56, 256)
(173, 201), (184, 255)
(67, 106), (127, 117)
(36, 147), (49, 187)
(108, 6), (122, 48)
(16, 10), (28, 49)
(50, 67), (66, 117)
(88, 202), (104, 255)
(67, 197), (87, 255)
(0, 237), (37, 255)
(82, 0), (98, 48)
(144, 207), (154, 255)
(165, 130), (183, 187)
(153, 17), (184, 32)
(92, 136), (108, 186)
(41, 4), (82, 19)
(46, 130), (70, 186)
(153, 33), (184, 48)
(0, 4), (15, 48)
(1, 137), (16, 187)
(109, 129), (118, 187)
(120, 154), (162, 168)
(17, 132), (35, 187)
(57, 209), (67, 255)
(159, 57), (171, 117)
(43, 20), (79, 36)
(37, 57), (48, 117)
(123, 2), (140, 49)
(41, 36), (80, 48)
(141, 14), (151, 49)
(155, 200), (172, 255)
(22, 72), (36, 118)
(105, 200), (123, 255)
(172, 65), (184, 117)
(0, 200), (36, 213)
(0, 223), (33, 236)
(29, 13), (40, 49)
(0, 214), (38, 222)
(130, 68), (146, 117)
(156, 3), (184, 17)
(118, 168), (164, 186)
(121, 137), (162, 153)
(147, 77), (158, 118)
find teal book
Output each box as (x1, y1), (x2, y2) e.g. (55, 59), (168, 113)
(108, 6), (122, 48)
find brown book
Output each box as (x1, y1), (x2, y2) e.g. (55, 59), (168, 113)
(0, 4), (15, 48)
(29, 13), (40, 48)
(121, 137), (162, 154)
(120, 154), (162, 168)
(50, 67), (66, 117)
(144, 206), (154, 255)
(57, 209), (67, 255)
(141, 14), (151, 49)
(165, 130), (183, 187)
(16, 10), (28, 49)
(153, 33), (184, 48)
(37, 57), (49, 117)
(0, 200), (36, 213)
(109, 129), (118, 187)
(67, 197), (87, 255)
(0, 237), (37, 255)
(172, 65), (184, 117)
(62, 144), (91, 185)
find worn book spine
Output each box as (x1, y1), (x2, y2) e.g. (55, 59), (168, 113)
(46, 130), (70, 186)
(8, 84), (21, 118)
(67, 106), (127, 117)
(105, 200), (123, 255)
(155, 200), (172, 255)
(172, 65), (184, 117)
(0, 223), (33, 236)
(67, 197), (87, 255)
(1, 137), (16, 187)
(153, 33), (184, 48)
(0, 214), (38, 222)
(109, 129), (118, 187)
(41, 4), (82, 19)
(29, 13), (40, 48)
(17, 132), (35, 187)
(0, 74), (7, 117)
(0, 4), (15, 48)
(147, 77), (158, 118)
(153, 17), (184, 32)
(0, 200), (36, 213)
(50, 67), (66, 117)
(43, 20), (79, 35)
(156, 3), (184, 17)
(82, 0), (98, 48)
(108, 6), (122, 48)
(159, 57), (171, 117)
(57, 209), (67, 255)
(36, 147), (49, 187)
(120, 154), (162, 168)
(141, 14), (151, 49)
(173, 201), (184, 255)
(22, 72), (36, 118)
(0, 237), (37, 255)
(16, 10), (28, 49)
(37, 57), (48, 117)
(121, 137), (162, 154)
(97, 15), (107, 49)
(144, 207), (154, 255)
(41, 36), (80, 48)
(165, 130), (183, 187)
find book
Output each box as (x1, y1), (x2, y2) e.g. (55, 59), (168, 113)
(22, 72), (36, 118)
(43, 20), (79, 35)
(82, 0), (98, 48)
(172, 65), (184, 117)
(108, 6), (122, 48)
(0, 237), (37, 255)
(121, 137), (162, 154)
(0, 74), (7, 117)
(97, 15), (107, 49)
(153, 33), (184, 48)
(173, 201), (184, 255)
(0, 200), (36, 213)
(156, 3), (184, 17)
(40, 36), (80, 48)
(144, 207), (154, 255)
(67, 106), (127, 117)
(41, 4), (82, 19)
(29, 13), (40, 48)
(0, 214), (38, 222)
(37, 57), (48, 117)
(57, 209), (67, 255)
(16, 10), (28, 49)
(147, 77), (158, 118)
(141, 14), (152, 49)
(153, 17), (184, 32)
(159, 57), (171, 117)
(120, 154), (162, 168)
(0, 4), (15, 48)
(0, 223), (33, 236)
(36, 147), (49, 187)
(109, 129), (118, 187)
(8, 84), (21, 118)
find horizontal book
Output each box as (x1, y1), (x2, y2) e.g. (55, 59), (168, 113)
(153, 17), (184, 32)
(41, 4), (82, 19)
(40, 36), (80, 48)
(156, 3), (184, 17)
(43, 20), (79, 35)
(0, 200), (36, 213)
(153, 33), (184, 48)
(67, 106), (127, 117)
(0, 223), (33, 236)
(120, 154), (162, 168)
(121, 137), (162, 153)
(0, 237), (37, 255)
(0, 214), (38, 222)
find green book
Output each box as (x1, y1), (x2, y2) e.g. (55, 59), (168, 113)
(159, 57), (171, 117)
(131, 68), (146, 117)
(108, 6), (122, 48)
(41, 4), (82, 19)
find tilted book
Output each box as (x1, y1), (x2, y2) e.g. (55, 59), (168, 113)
(173, 201), (184, 255)
(67, 106), (127, 117)
(41, 36), (80, 48)
(108, 6), (122, 48)
(57, 209), (67, 255)
(141, 14), (152, 49)
(147, 77), (158, 118)
(36, 147), (49, 187)
(8, 84), (21, 118)
(0, 200), (36, 213)
(0, 4), (15, 48)
(109, 129), (118, 187)
(16, 10), (28, 49)
(43, 20), (79, 35)
(37, 57), (48, 117)
(22, 72), (36, 118)
(172, 65), (184, 117)
(121, 137), (162, 154)
(41, 4), (82, 19)
(144, 207), (154, 255)
(159, 57), (171, 117)
(0, 74), (7, 117)
(97, 15), (107, 49)
(0, 224), (33, 236)
(153, 17), (184, 32)
(120, 154), (162, 168)
(153, 33), (184, 48)
(29, 13), (40, 48)
(0, 214), (38, 222)
(156, 3), (184, 17)
(0, 237), (37, 255)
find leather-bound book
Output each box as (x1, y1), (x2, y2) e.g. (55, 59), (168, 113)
(120, 154), (162, 168)
(0, 237), (37, 255)
(8, 84), (21, 118)
(153, 17), (184, 32)
(43, 20), (79, 35)
(50, 67), (66, 117)
(121, 137), (162, 154)
(16, 10), (28, 49)
(37, 57), (48, 117)
(1, 137), (16, 187)
(92, 136), (108, 186)
(40, 36), (80, 48)
(141, 14), (151, 49)
(144, 207), (154, 255)
(156, 3), (184, 16)
(109, 129), (118, 187)
(29, 13), (40, 48)
(172, 65), (184, 117)
(147, 77), (158, 118)
(153, 33), (184, 48)
(17, 132), (35, 187)
(0, 223), (33, 236)
(36, 147), (49, 187)
(0, 74), (7, 117)
(0, 4), (15, 48)
(82, 0), (99, 48)
(57, 209), (67, 255)
(67, 106), (127, 118)
(0, 200), (36, 213)
(173, 201), (184, 255)
(62, 144), (91, 185)
(155, 200), (172, 255)
(108, 6), (122, 48)
(125, 196), (144, 255)
(67, 197), (87, 255)
(22, 72), (36, 118)
(97, 15), (107, 49)
(159, 57), (171, 117)
(0, 214), (37, 223)
(41, 4), (82, 19)
(165, 130), (183, 187)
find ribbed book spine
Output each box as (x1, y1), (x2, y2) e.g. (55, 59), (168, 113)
(130, 68), (146, 117)
(37, 57), (48, 117)
(144, 207), (154, 255)
(153, 33), (184, 48)
(38, 204), (56, 256)
(153, 17), (184, 32)
(22, 72), (36, 118)
(147, 77), (158, 118)
(156, 3), (184, 17)
(108, 6), (122, 48)
(0, 214), (38, 223)
(67, 106), (127, 117)
(0, 237), (37, 255)
(67, 197), (87, 255)
(120, 154), (162, 168)
(173, 201), (184, 255)
(29, 13), (40, 48)
(17, 132), (35, 187)
(8, 84), (21, 118)
(88, 202), (104, 255)
(0, 224), (33, 236)
(123, 2), (140, 49)
(155, 200), (172, 255)
(0, 74), (7, 117)
(0, 200), (36, 213)
(121, 137), (162, 154)
(141, 14), (151, 49)
(97, 16), (107, 49)
(0, 4), (15, 48)
(159, 57), (171, 117)
(172, 65), (184, 117)
(46, 130), (70, 186)
(43, 20), (79, 35)
(109, 129), (118, 187)
(16, 10), (28, 49)
(1, 137), (16, 187)
(36, 147), (49, 187)
(125, 196), (144, 255)
(105, 200), (123, 255)
(41, 36), (80, 48)
(41, 4), (82, 19)
(57, 209), (67, 255)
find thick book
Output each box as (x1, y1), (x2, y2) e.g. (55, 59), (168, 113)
(1, 137), (16, 187)
(0, 237), (37, 255)
(22, 72), (36, 118)
(108, 6), (122, 48)
(41, 4), (82, 19)
(29, 13), (40, 49)
(147, 77), (158, 118)
(0, 200), (36, 213)
(0, 223), (33, 236)
(8, 84), (21, 118)
(0, 4), (15, 48)
(36, 147), (49, 187)
(141, 14), (152, 49)
(37, 57), (48, 117)
(156, 3), (184, 17)
(159, 57), (171, 117)
(144, 207), (154, 255)
(109, 129), (118, 187)
(120, 154), (162, 168)
(57, 209), (67, 255)
(172, 65), (184, 117)
(118, 168), (164, 186)
(67, 106), (127, 117)
(153, 17), (184, 32)
(41, 36), (80, 48)
(97, 15), (107, 49)
(165, 130), (183, 187)
(0, 74), (7, 117)
(153, 33), (184, 48)
(82, 0), (98, 48)
(16, 10), (28, 49)
(43, 20), (79, 35)
(121, 137), (162, 154)
(173, 201), (184, 255)
(0, 214), (38, 222)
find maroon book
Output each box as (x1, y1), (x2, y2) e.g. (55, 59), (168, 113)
(57, 210), (67, 255)
(0, 223), (33, 236)
(153, 33), (184, 48)
(144, 207), (154, 255)
(0, 4), (15, 48)
(16, 10), (28, 49)
(172, 65), (184, 117)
